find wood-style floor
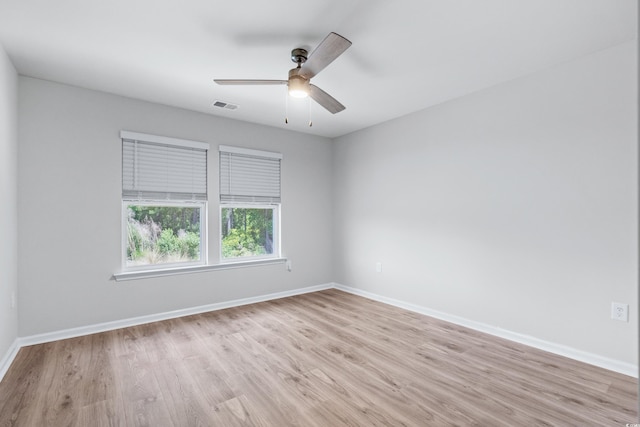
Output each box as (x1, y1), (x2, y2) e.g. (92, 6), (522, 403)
(0, 289), (636, 426)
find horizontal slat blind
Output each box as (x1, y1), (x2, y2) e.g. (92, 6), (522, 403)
(122, 132), (208, 201)
(219, 145), (281, 203)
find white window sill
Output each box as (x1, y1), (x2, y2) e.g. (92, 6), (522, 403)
(112, 258), (287, 282)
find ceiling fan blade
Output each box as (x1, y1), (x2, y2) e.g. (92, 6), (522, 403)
(309, 84), (345, 114)
(214, 79), (287, 85)
(299, 32), (352, 79)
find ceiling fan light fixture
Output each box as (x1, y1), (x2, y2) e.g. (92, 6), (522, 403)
(288, 74), (309, 98)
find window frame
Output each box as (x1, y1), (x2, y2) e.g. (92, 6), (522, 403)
(219, 203), (281, 264)
(122, 200), (208, 272)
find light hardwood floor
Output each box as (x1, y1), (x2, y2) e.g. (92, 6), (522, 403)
(0, 289), (637, 426)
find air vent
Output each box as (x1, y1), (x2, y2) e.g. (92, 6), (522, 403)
(212, 100), (239, 110)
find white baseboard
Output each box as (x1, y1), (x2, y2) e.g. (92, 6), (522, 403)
(17, 283), (333, 348)
(0, 338), (20, 383)
(334, 283), (638, 378)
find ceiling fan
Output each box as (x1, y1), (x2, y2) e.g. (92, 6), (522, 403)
(214, 32), (352, 114)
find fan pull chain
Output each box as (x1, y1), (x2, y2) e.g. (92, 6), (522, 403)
(308, 97), (313, 127)
(284, 87), (289, 124)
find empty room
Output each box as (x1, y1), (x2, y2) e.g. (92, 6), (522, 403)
(0, 0), (638, 425)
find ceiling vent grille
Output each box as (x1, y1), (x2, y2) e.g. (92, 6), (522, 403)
(212, 100), (239, 110)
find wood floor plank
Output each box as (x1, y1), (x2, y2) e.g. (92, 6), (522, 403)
(0, 345), (48, 426)
(115, 350), (163, 404)
(152, 357), (221, 426)
(0, 289), (636, 426)
(225, 371), (309, 426)
(180, 356), (237, 407)
(75, 398), (124, 427)
(213, 394), (269, 427)
(36, 337), (97, 426)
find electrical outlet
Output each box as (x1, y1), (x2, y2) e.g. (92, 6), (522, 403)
(286, 260), (292, 272)
(375, 262), (382, 273)
(10, 291), (16, 309)
(611, 302), (628, 322)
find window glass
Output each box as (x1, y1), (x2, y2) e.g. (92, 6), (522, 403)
(221, 206), (278, 260)
(126, 204), (204, 267)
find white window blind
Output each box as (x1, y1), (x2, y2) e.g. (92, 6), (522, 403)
(122, 131), (209, 201)
(219, 145), (282, 203)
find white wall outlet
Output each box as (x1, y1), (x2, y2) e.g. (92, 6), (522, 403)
(611, 302), (628, 322)
(375, 262), (382, 273)
(286, 260), (292, 272)
(10, 291), (16, 309)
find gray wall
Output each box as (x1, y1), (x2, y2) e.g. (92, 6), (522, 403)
(0, 43), (18, 359)
(18, 77), (334, 336)
(333, 40), (638, 364)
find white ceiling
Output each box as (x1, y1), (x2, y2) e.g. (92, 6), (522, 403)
(0, 0), (636, 138)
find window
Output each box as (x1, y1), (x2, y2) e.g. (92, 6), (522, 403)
(121, 131), (209, 270)
(219, 145), (282, 262)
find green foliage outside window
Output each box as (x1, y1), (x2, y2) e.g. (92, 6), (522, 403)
(221, 207), (274, 259)
(127, 205), (201, 266)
